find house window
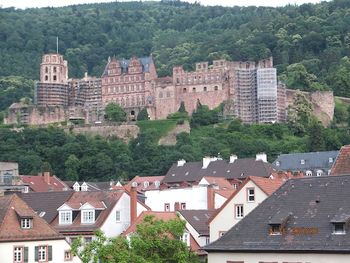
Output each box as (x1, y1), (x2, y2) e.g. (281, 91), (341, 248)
(180, 232), (190, 246)
(85, 237), (92, 243)
(233, 184), (238, 189)
(247, 188), (255, 202)
(329, 157), (333, 163)
(82, 210), (95, 224)
(235, 204), (244, 218)
(64, 250), (72, 261)
(181, 203), (186, 210)
(143, 181), (149, 188)
(164, 203), (170, 211)
(300, 159), (305, 165)
(154, 181), (160, 188)
(333, 223), (346, 235)
(206, 237), (210, 244)
(269, 224), (282, 235)
(37, 246), (47, 262)
(306, 170), (312, 177)
(21, 218), (32, 229)
(14, 247), (23, 263)
(116, 211), (121, 222)
(275, 161), (280, 166)
(59, 211), (72, 224)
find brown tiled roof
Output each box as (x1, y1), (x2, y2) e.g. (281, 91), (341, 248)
(214, 189), (235, 199)
(178, 210), (215, 236)
(249, 176), (285, 196)
(330, 145), (350, 176)
(123, 211), (178, 235)
(53, 190), (124, 233)
(127, 176), (164, 192)
(21, 174), (70, 192)
(0, 194), (64, 242)
(19, 191), (74, 223)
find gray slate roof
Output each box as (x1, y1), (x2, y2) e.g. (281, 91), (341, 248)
(163, 159), (277, 184)
(18, 191), (74, 223)
(179, 210), (215, 236)
(273, 151), (339, 173)
(205, 175), (350, 253)
(102, 56), (153, 76)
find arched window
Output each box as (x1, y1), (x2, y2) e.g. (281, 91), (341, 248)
(131, 182), (138, 187)
(306, 170), (312, 177)
(45, 75), (48, 81)
(316, 170), (323, 177)
(203, 87), (207, 92)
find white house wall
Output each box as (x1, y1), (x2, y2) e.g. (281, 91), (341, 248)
(209, 180), (267, 242)
(101, 193), (148, 237)
(0, 239), (81, 263)
(208, 252), (350, 263)
(214, 193), (226, 209)
(145, 186), (208, 211)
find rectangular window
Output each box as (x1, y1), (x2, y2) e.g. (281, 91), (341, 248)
(333, 223), (346, 235)
(247, 188), (255, 202)
(59, 211), (72, 224)
(235, 204), (244, 218)
(14, 247), (23, 263)
(116, 211), (121, 222)
(21, 218), (32, 229)
(164, 203), (170, 211)
(82, 210), (95, 224)
(38, 246), (47, 262)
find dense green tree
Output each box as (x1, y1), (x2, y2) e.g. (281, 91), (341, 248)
(64, 154), (80, 181)
(137, 108), (149, 121)
(72, 215), (199, 263)
(104, 103), (127, 122)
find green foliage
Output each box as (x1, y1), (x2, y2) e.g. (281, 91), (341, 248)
(333, 98), (349, 124)
(104, 102), (127, 122)
(137, 108), (149, 121)
(190, 101), (220, 128)
(65, 154), (80, 181)
(72, 216), (199, 263)
(137, 119), (177, 140)
(0, 76), (34, 111)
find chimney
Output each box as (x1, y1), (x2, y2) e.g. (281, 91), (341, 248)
(229, 154), (238, 163)
(43, 172), (50, 184)
(256, 153), (267, 163)
(177, 159), (186, 167)
(207, 185), (215, 210)
(202, 157), (217, 169)
(130, 186), (137, 225)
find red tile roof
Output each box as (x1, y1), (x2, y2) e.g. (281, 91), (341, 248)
(202, 176), (232, 189)
(0, 194), (64, 242)
(331, 145), (350, 176)
(123, 211), (177, 235)
(126, 175), (164, 192)
(21, 174), (69, 192)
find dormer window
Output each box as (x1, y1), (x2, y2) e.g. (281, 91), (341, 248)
(131, 181), (138, 187)
(269, 224), (283, 235)
(300, 159), (305, 165)
(21, 218), (32, 229)
(275, 161), (280, 166)
(73, 182), (80, 192)
(269, 211), (291, 236)
(316, 170), (323, 177)
(333, 223), (346, 235)
(143, 181), (149, 188)
(82, 210), (95, 224)
(306, 170), (312, 177)
(81, 182), (88, 191)
(329, 157), (333, 163)
(154, 181), (160, 188)
(59, 211), (72, 225)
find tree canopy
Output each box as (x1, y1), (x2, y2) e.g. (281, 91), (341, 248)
(71, 215), (199, 263)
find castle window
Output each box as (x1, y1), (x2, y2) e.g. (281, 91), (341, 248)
(183, 88), (187, 93)
(203, 87), (207, 91)
(192, 87), (196, 92)
(53, 75), (57, 81)
(53, 67), (57, 73)
(45, 67), (48, 73)
(214, 86), (218, 91)
(176, 78), (180, 84)
(45, 76), (48, 81)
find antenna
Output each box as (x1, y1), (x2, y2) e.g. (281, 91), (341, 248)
(56, 36), (58, 54)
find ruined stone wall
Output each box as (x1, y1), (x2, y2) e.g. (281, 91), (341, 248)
(286, 89), (334, 127)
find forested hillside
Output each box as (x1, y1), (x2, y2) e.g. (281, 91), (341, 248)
(0, 0), (350, 97)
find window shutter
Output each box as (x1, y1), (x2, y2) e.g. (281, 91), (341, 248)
(48, 246), (52, 261)
(24, 247), (29, 263)
(35, 246), (38, 262)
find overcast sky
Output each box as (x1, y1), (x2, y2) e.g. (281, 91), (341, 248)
(0, 0), (328, 9)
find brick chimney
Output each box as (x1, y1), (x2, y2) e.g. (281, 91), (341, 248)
(130, 186), (137, 225)
(207, 185), (215, 210)
(43, 172), (50, 184)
